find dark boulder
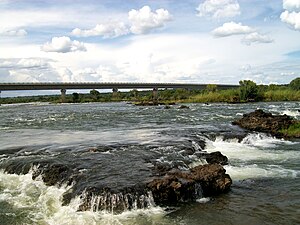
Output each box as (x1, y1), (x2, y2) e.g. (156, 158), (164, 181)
(203, 151), (228, 165)
(32, 163), (73, 186)
(179, 105), (190, 109)
(147, 164), (232, 205)
(232, 109), (295, 137)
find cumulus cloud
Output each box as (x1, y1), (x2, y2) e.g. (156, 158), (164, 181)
(281, 10), (300, 30)
(41, 36), (86, 53)
(283, 0), (300, 10)
(242, 32), (273, 45)
(71, 6), (172, 38)
(73, 68), (102, 82)
(196, 0), (240, 19)
(212, 22), (273, 45)
(212, 22), (254, 37)
(0, 58), (62, 83)
(128, 5), (172, 34)
(0, 29), (27, 36)
(0, 58), (49, 69)
(72, 22), (129, 38)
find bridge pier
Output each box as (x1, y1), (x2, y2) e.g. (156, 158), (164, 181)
(61, 89), (66, 103)
(153, 87), (158, 102)
(112, 88), (118, 98)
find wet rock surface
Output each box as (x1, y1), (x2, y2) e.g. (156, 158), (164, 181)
(201, 151), (228, 165)
(0, 141), (232, 213)
(232, 109), (296, 137)
(148, 164), (232, 205)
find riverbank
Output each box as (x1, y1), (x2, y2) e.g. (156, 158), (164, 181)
(1, 87), (300, 105)
(1, 79), (300, 105)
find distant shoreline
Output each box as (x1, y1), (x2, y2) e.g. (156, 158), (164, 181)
(1, 79), (300, 105)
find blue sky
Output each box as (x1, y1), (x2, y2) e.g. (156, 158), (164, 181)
(0, 0), (300, 86)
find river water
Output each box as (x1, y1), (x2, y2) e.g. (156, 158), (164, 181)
(0, 102), (299, 225)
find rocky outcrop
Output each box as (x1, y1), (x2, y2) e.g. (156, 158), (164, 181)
(202, 151), (228, 165)
(32, 164), (73, 186)
(178, 105), (190, 109)
(232, 109), (296, 137)
(134, 101), (176, 106)
(0, 143), (232, 213)
(148, 164), (232, 205)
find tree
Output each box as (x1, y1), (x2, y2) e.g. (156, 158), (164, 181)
(289, 77), (300, 90)
(206, 84), (217, 92)
(239, 80), (260, 101)
(90, 89), (100, 101)
(72, 92), (80, 102)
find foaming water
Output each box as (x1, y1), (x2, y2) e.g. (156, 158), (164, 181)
(204, 133), (300, 180)
(0, 170), (166, 225)
(225, 164), (299, 180)
(280, 109), (300, 118)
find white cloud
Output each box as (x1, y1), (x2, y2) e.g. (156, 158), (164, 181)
(57, 68), (73, 82)
(0, 29), (27, 37)
(17, 58), (49, 68)
(212, 22), (254, 37)
(281, 10), (300, 30)
(0, 58), (49, 69)
(0, 58), (61, 83)
(72, 22), (129, 38)
(241, 32), (273, 45)
(73, 68), (102, 82)
(196, 0), (240, 19)
(212, 22), (273, 46)
(41, 36), (87, 53)
(283, 0), (300, 11)
(0, 30), (296, 85)
(71, 6), (172, 38)
(128, 6), (172, 34)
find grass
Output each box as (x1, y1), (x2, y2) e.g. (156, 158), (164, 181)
(186, 89), (240, 103)
(2, 86), (300, 105)
(279, 122), (300, 138)
(263, 89), (300, 101)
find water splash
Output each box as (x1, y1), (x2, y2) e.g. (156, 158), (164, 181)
(0, 170), (166, 225)
(81, 190), (156, 213)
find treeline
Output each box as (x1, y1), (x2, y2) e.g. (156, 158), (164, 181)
(1, 78), (300, 104)
(189, 78), (300, 103)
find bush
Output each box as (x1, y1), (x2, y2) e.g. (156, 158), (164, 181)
(289, 77), (300, 90)
(239, 80), (260, 101)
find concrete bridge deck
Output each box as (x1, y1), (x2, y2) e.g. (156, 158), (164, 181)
(0, 82), (239, 91)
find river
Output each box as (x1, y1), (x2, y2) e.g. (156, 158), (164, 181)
(0, 102), (299, 225)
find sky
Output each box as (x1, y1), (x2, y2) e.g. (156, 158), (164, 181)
(1, 0), (300, 87)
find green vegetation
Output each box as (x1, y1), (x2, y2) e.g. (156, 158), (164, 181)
(289, 77), (300, 90)
(1, 78), (300, 105)
(279, 122), (300, 138)
(190, 78), (300, 103)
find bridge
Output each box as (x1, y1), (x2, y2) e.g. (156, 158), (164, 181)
(0, 82), (239, 102)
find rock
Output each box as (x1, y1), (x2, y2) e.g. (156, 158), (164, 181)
(232, 109), (295, 137)
(134, 101), (159, 106)
(147, 163), (232, 205)
(179, 105), (190, 109)
(33, 164), (73, 186)
(89, 147), (97, 152)
(164, 105), (171, 109)
(203, 151), (228, 165)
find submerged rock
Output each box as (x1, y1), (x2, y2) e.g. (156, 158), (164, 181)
(178, 105), (190, 109)
(232, 109), (298, 137)
(148, 164), (232, 205)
